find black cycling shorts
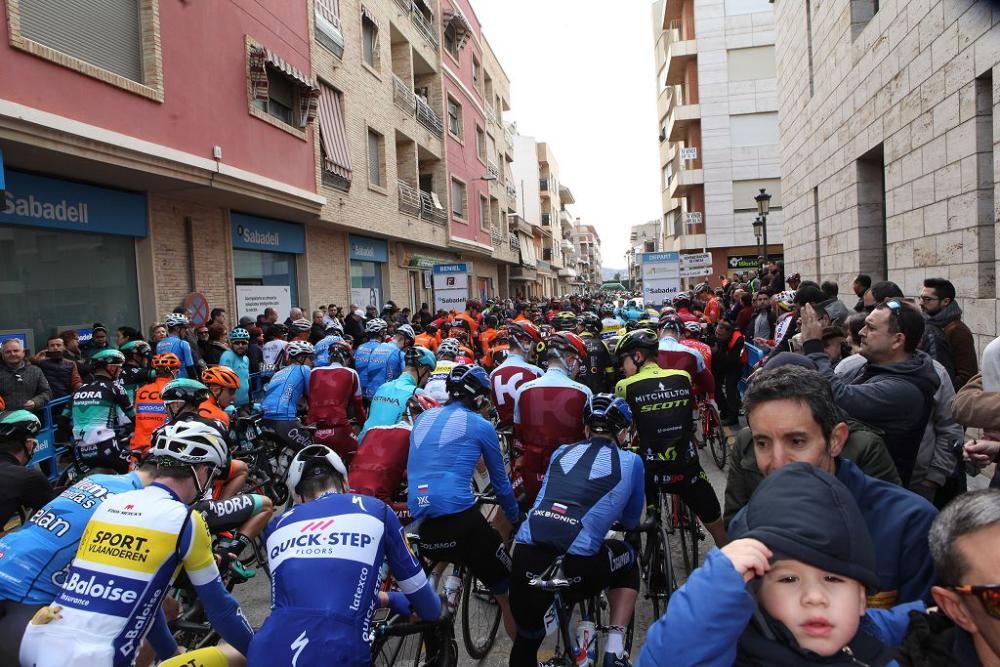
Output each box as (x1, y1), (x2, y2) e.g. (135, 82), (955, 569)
(261, 419), (313, 452)
(645, 460), (722, 525)
(73, 438), (131, 474)
(196, 494), (266, 533)
(416, 506), (512, 594)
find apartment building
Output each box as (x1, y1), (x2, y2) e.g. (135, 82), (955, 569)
(626, 219), (663, 288)
(651, 0), (784, 282)
(572, 222), (603, 290)
(774, 0), (1000, 348)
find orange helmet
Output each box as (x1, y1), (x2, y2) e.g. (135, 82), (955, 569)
(201, 366), (241, 389)
(152, 353), (181, 370)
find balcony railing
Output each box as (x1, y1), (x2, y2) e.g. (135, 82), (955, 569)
(667, 16), (696, 43)
(397, 180), (422, 216)
(410, 3), (439, 47)
(490, 226), (503, 246)
(392, 74), (415, 113)
(420, 190), (447, 224)
(485, 104), (497, 126)
(415, 96), (443, 136)
(509, 233), (521, 250)
(487, 160), (500, 180)
(505, 182), (517, 201)
(503, 123), (515, 152)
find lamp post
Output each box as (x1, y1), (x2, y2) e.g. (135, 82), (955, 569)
(752, 216), (764, 273)
(754, 188), (772, 273)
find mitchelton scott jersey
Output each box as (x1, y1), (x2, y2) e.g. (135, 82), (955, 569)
(489, 356), (543, 428)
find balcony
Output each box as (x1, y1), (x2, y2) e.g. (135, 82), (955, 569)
(415, 96), (443, 136)
(541, 213), (551, 227)
(667, 88), (700, 142)
(509, 233), (521, 250)
(487, 160), (500, 181)
(539, 177), (551, 194)
(409, 3), (439, 48)
(398, 180), (422, 217)
(665, 17), (697, 86)
(485, 104), (497, 126)
(393, 75), (415, 113)
(503, 123), (515, 154)
(420, 190), (447, 224)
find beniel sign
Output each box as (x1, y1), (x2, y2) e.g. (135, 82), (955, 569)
(433, 263), (470, 313)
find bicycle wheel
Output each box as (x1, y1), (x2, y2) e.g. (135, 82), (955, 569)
(645, 524), (675, 619)
(460, 568), (501, 659)
(371, 629), (424, 667)
(706, 404), (728, 469)
(677, 500), (700, 574)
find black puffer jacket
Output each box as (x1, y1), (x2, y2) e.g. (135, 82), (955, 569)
(897, 610), (983, 666)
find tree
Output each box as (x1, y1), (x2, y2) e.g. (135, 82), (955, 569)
(614, 272), (622, 282)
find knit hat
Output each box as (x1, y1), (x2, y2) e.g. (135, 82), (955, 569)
(762, 352), (816, 371)
(732, 462), (878, 592)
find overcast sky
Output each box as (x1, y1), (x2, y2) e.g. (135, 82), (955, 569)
(470, 0), (661, 272)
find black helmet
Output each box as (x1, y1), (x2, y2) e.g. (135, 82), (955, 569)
(658, 314), (684, 333)
(584, 394), (633, 433)
(579, 311), (601, 335)
(0, 410), (41, 441)
(614, 329), (659, 358)
(445, 364), (491, 403)
(161, 378), (210, 405)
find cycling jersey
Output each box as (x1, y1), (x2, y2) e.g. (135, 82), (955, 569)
(261, 339), (288, 373)
(702, 297), (722, 324)
(578, 333), (613, 395)
(489, 356), (543, 429)
(351, 423), (411, 513)
(197, 396), (230, 428)
(657, 335), (716, 396)
(364, 342), (404, 400)
(219, 350), (251, 407)
(261, 364), (311, 421)
(130, 376), (170, 452)
(313, 335), (345, 367)
(119, 365), (154, 405)
(71, 376), (134, 446)
(423, 359), (457, 404)
(408, 402), (519, 524)
(414, 332), (438, 352)
(358, 373), (419, 442)
(0, 453), (54, 528)
(0, 473), (142, 605)
(307, 364), (364, 427)
(680, 338), (713, 370)
(517, 437), (644, 556)
(600, 316), (625, 340)
(354, 339), (379, 397)
(20, 483), (252, 666)
(615, 361), (694, 465)
(156, 335), (195, 378)
(513, 368), (593, 504)
(246, 492), (439, 667)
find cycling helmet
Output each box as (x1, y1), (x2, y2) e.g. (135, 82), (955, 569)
(658, 314), (684, 333)
(291, 318), (312, 333)
(120, 340), (150, 358)
(268, 323), (289, 338)
(579, 311), (602, 335)
(229, 328), (251, 342)
(776, 290), (797, 308)
(328, 340), (353, 363)
(0, 410), (41, 441)
(552, 311), (579, 332)
(404, 345), (436, 370)
(324, 320), (344, 336)
(91, 349), (126, 366)
(201, 366), (241, 389)
(614, 328), (659, 358)
(672, 292), (692, 308)
(446, 364), (491, 402)
(684, 321), (703, 335)
(149, 421), (227, 469)
(161, 378), (210, 405)
(165, 313), (189, 328)
(365, 318), (387, 335)
(694, 282), (711, 294)
(506, 321), (541, 344)
(437, 338), (460, 359)
(152, 353), (181, 370)
(286, 445), (348, 501)
(450, 318), (470, 331)
(600, 303), (614, 317)
(287, 341), (315, 359)
(584, 394), (633, 433)
(395, 324), (416, 345)
(543, 332), (588, 359)
(424, 323), (438, 335)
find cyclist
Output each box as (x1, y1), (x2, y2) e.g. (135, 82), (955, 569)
(131, 353), (180, 455)
(657, 314), (716, 397)
(366, 324), (415, 400)
(552, 310), (579, 333)
(407, 364), (521, 640)
(614, 329), (729, 548)
(260, 340), (315, 452)
(672, 292), (699, 324)
(414, 322), (439, 352)
(510, 394), (643, 667)
(313, 320), (345, 367)
(449, 319), (477, 362)
(219, 328), (252, 408)
(289, 317), (312, 342)
(360, 345), (435, 438)
(600, 303), (625, 341)
(355, 318), (387, 402)
(199, 366), (240, 427)
(307, 340), (366, 460)
(424, 337), (461, 404)
(694, 282), (722, 324)
(19, 421), (253, 666)
(70, 348), (135, 474)
(680, 321), (713, 370)
(119, 340), (154, 404)
(247, 445), (440, 667)
(490, 322), (543, 430)
(578, 311), (614, 394)
(261, 323), (289, 381)
(0, 410), (51, 528)
(156, 312), (197, 378)
(513, 332), (593, 505)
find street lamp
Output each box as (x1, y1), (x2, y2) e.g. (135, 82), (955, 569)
(752, 216), (764, 273)
(754, 188), (772, 272)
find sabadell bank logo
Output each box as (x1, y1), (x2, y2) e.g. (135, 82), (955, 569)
(237, 225), (280, 248)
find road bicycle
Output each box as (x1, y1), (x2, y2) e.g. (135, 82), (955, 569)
(636, 491), (678, 618)
(694, 396), (728, 470)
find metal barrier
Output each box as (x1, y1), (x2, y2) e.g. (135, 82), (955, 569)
(29, 395), (71, 482)
(737, 343), (766, 398)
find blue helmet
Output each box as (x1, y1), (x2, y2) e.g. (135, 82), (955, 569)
(446, 364), (491, 402)
(584, 393), (633, 433)
(405, 345), (437, 370)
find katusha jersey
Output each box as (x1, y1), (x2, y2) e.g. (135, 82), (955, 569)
(489, 356), (543, 429)
(308, 364), (363, 427)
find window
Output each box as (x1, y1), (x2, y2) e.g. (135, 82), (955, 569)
(851, 0), (879, 40)
(9, 0), (163, 100)
(733, 178), (782, 211)
(361, 7), (380, 70)
(447, 96), (462, 138)
(318, 84), (352, 191)
(444, 23), (459, 59)
(480, 195), (490, 230)
(727, 46), (776, 82)
(730, 112), (779, 146)
(451, 178), (467, 219)
(472, 56), (482, 92)
(255, 66), (297, 126)
(476, 126), (486, 161)
(315, 0), (345, 57)
(367, 128), (385, 188)
(248, 43), (320, 133)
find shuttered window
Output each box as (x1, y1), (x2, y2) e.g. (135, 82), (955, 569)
(18, 0), (144, 82)
(367, 129), (385, 188)
(450, 179), (466, 219)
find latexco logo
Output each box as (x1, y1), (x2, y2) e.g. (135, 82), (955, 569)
(237, 225), (281, 247)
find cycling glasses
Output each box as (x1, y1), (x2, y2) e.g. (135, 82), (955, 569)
(949, 584), (1000, 619)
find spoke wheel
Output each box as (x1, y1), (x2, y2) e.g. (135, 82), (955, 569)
(646, 524), (676, 619)
(706, 404), (728, 469)
(677, 502), (701, 575)
(460, 569), (501, 659)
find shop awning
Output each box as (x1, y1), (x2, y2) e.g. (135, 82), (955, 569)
(248, 45), (320, 128)
(318, 84), (353, 181)
(442, 3), (472, 49)
(361, 5), (381, 55)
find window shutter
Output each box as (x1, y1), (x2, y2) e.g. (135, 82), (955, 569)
(361, 5), (380, 66)
(18, 0), (143, 81)
(248, 46), (269, 101)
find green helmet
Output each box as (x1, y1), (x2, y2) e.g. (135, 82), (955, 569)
(0, 410), (42, 441)
(120, 340), (151, 357)
(161, 378), (210, 405)
(91, 349), (126, 366)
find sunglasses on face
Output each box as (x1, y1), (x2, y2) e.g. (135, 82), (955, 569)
(950, 584), (1000, 620)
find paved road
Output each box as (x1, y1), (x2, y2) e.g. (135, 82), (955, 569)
(232, 436), (733, 666)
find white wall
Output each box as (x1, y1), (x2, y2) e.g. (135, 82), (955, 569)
(724, 0), (773, 16)
(512, 134), (541, 226)
(730, 112), (779, 146)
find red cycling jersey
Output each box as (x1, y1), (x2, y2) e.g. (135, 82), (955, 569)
(679, 338), (714, 397)
(349, 423), (411, 523)
(307, 365), (366, 460)
(490, 358), (543, 429)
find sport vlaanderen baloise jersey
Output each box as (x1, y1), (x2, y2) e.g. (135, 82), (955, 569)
(71, 376), (134, 445)
(423, 359), (457, 405)
(0, 472), (143, 605)
(615, 362), (696, 467)
(261, 364), (311, 421)
(155, 335), (195, 378)
(489, 356), (543, 429)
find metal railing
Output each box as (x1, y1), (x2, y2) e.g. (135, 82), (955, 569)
(487, 160), (500, 180)
(509, 233), (521, 250)
(666, 17), (696, 43)
(398, 180), (422, 216)
(411, 3), (440, 48)
(415, 96), (443, 136)
(503, 123), (515, 151)
(420, 190), (447, 224)
(393, 74), (415, 113)
(484, 104), (497, 126)
(490, 226), (503, 246)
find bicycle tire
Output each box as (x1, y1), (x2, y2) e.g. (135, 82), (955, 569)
(707, 404), (728, 469)
(460, 568), (501, 659)
(371, 628), (424, 667)
(647, 524), (675, 619)
(677, 500), (700, 574)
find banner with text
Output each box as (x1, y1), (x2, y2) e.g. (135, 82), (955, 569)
(432, 263), (471, 312)
(351, 287), (381, 312)
(236, 285), (292, 322)
(679, 251), (713, 278)
(640, 251), (681, 306)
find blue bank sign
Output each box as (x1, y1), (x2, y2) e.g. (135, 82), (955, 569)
(349, 235), (388, 263)
(231, 213), (305, 254)
(0, 169), (147, 237)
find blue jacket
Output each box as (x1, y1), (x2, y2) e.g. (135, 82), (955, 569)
(729, 459), (937, 607)
(637, 548), (922, 667)
(354, 340), (381, 397)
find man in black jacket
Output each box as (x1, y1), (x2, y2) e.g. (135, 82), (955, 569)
(31, 336), (80, 400)
(0, 340), (51, 413)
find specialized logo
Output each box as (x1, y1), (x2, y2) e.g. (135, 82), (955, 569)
(291, 630), (310, 667)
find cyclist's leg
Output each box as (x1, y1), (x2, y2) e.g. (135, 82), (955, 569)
(508, 543), (558, 666)
(679, 466), (728, 547)
(74, 436), (132, 474)
(565, 541), (639, 657)
(218, 459), (250, 500)
(0, 599), (44, 665)
(196, 493), (274, 572)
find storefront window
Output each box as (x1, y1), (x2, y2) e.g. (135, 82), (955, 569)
(0, 225), (140, 353)
(234, 249), (299, 306)
(350, 259), (383, 309)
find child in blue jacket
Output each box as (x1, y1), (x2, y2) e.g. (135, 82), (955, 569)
(637, 463), (923, 666)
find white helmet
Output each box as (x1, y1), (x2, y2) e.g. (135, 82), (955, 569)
(286, 445), (348, 503)
(165, 313), (189, 328)
(287, 341), (315, 359)
(291, 318), (312, 332)
(365, 318), (387, 335)
(149, 421), (227, 469)
(325, 320), (344, 336)
(437, 337), (460, 358)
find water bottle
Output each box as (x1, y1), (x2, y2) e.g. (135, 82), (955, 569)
(442, 574), (462, 614)
(574, 619), (596, 666)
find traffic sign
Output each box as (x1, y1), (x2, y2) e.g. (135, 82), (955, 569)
(680, 265), (712, 278)
(183, 292), (210, 326)
(680, 252), (712, 268)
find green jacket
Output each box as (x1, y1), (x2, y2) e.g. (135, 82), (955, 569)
(723, 419), (902, 527)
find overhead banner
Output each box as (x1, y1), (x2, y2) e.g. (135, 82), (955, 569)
(640, 251), (681, 306)
(236, 285), (291, 322)
(432, 263), (471, 312)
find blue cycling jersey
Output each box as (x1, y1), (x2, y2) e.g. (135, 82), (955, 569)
(156, 335), (195, 377)
(358, 373), (419, 443)
(354, 340), (381, 397)
(247, 492), (439, 667)
(407, 402), (519, 524)
(516, 438), (645, 556)
(365, 342), (404, 400)
(219, 350), (251, 407)
(314, 335), (345, 367)
(261, 364), (311, 421)
(0, 473), (143, 605)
